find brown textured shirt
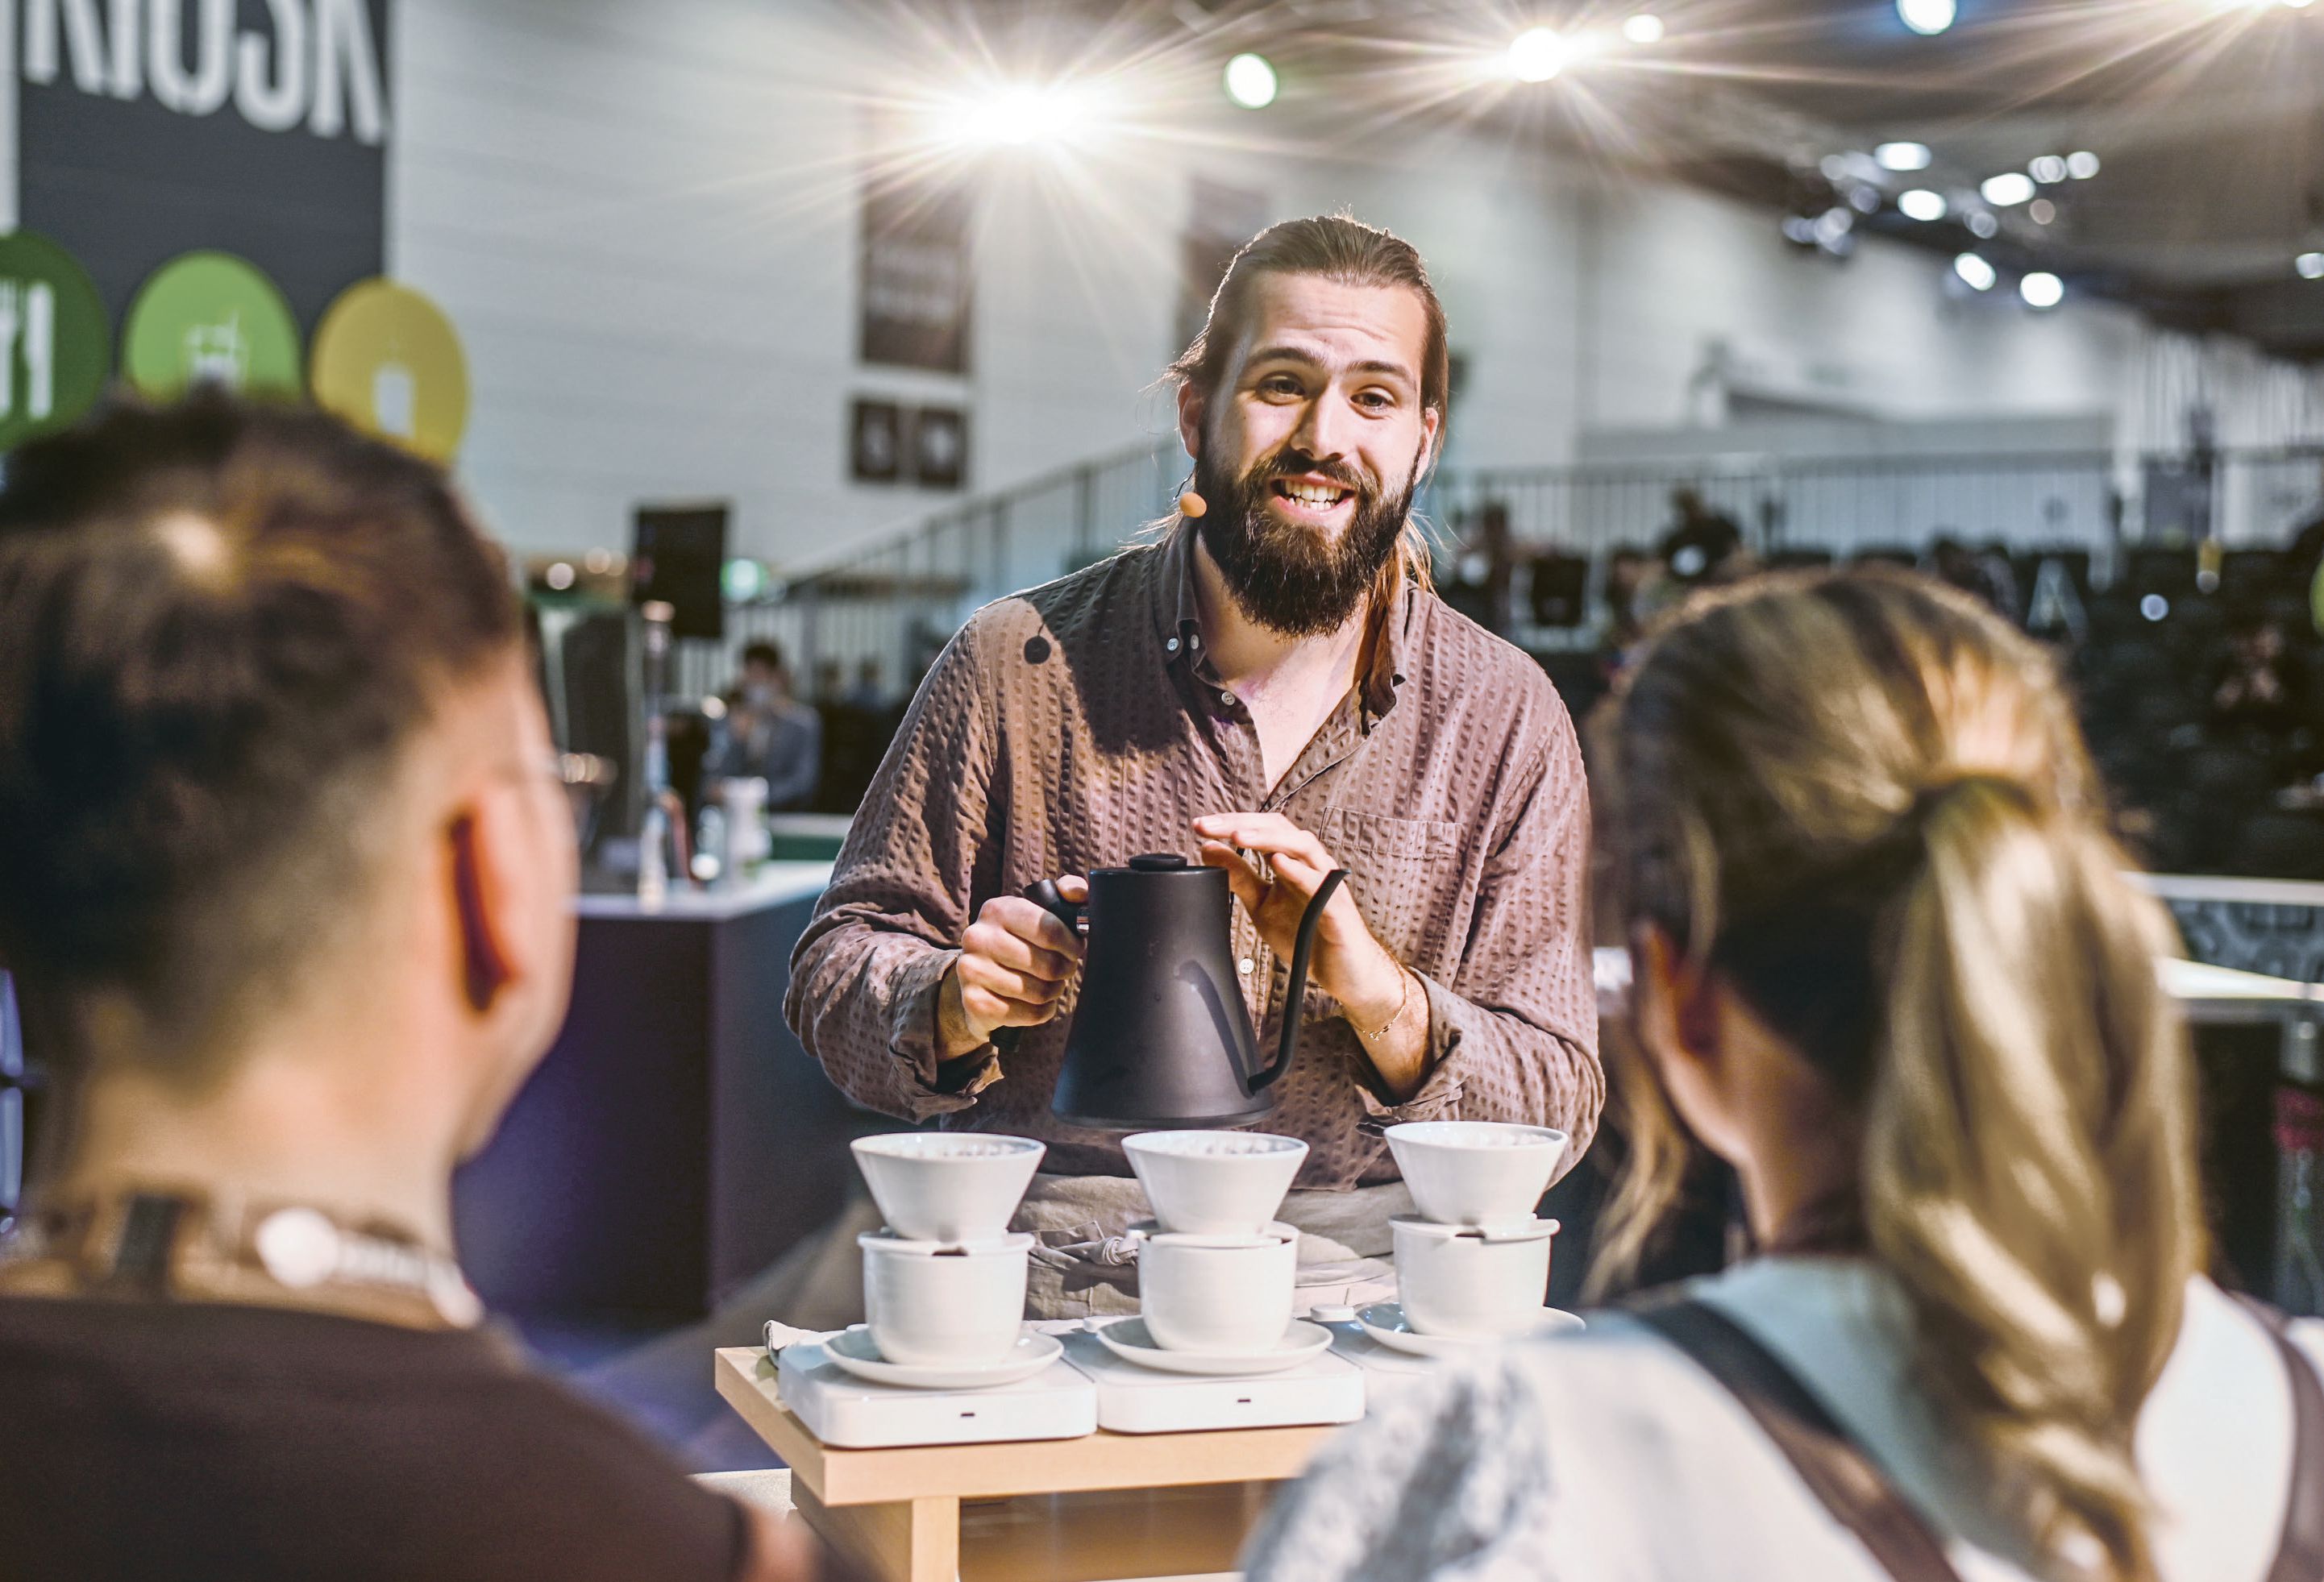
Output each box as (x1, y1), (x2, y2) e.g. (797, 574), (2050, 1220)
(786, 527), (1601, 1188)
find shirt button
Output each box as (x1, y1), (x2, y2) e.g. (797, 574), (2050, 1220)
(1220, 691), (1235, 706)
(1166, 637), (1179, 653)
(1238, 957), (1255, 976)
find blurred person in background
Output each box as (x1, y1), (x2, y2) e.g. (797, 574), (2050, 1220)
(2210, 607), (2310, 749)
(1655, 486), (1748, 589)
(1929, 533), (2013, 617)
(1595, 543), (1657, 676)
(1247, 570), (2321, 1582)
(707, 639), (821, 812)
(845, 658), (888, 711)
(0, 397), (826, 1582)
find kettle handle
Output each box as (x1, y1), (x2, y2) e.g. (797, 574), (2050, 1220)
(1249, 868), (1349, 1094)
(1022, 878), (1084, 931)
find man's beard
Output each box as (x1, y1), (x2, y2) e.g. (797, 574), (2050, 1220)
(1194, 442), (1421, 637)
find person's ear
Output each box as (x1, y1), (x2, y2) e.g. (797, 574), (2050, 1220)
(448, 812), (512, 1014)
(1177, 380), (1206, 464)
(1628, 922), (1721, 1078)
(1416, 405), (1443, 480)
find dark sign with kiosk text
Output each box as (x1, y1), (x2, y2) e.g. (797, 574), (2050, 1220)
(15, 0), (392, 330)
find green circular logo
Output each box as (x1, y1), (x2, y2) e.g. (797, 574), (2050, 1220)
(123, 251), (302, 399)
(0, 230), (111, 451)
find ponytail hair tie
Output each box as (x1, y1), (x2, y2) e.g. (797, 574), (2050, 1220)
(1909, 773), (2036, 830)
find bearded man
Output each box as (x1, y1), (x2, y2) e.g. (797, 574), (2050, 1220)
(788, 215), (1600, 1318)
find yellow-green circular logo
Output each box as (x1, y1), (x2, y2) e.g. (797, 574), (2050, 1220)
(0, 230), (111, 450)
(123, 251), (302, 398)
(310, 279), (470, 462)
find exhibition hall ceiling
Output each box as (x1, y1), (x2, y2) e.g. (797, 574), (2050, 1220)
(934, 0), (2324, 356)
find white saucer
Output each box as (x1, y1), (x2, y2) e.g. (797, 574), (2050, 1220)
(1091, 1317), (1334, 1376)
(1356, 1301), (1586, 1358)
(825, 1327), (1064, 1389)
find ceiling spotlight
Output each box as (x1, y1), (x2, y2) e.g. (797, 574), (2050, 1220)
(1848, 185), (1883, 214)
(1898, 0), (1957, 35)
(1954, 252), (1997, 291)
(545, 562), (576, 591)
(2028, 198), (2056, 225)
(1899, 189), (1948, 222)
(938, 82), (1091, 148)
(1815, 207), (1856, 251)
(2021, 271), (2064, 309)
(1981, 172), (2037, 207)
(1622, 14), (1666, 44)
(2298, 252), (2324, 280)
(2029, 155), (2069, 185)
(1223, 52), (1278, 109)
(1967, 210), (2000, 239)
(2067, 151), (2102, 180)
(1509, 27), (1570, 81)
(1781, 215), (1817, 244)
(1875, 141), (1932, 172)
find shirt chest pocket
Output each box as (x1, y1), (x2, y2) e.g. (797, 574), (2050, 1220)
(1321, 811), (1467, 968)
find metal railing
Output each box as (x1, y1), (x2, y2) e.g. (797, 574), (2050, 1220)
(675, 438), (1181, 703)
(676, 439), (2324, 701)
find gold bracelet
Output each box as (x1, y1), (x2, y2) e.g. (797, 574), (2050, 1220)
(1353, 970), (1415, 1040)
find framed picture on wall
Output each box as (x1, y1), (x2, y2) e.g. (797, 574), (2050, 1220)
(850, 398), (904, 482)
(911, 405), (967, 489)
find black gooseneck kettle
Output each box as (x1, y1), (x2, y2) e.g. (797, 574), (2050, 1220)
(1025, 853), (1348, 1129)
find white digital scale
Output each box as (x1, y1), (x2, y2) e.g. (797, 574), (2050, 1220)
(776, 1338), (1097, 1449)
(773, 1322), (1367, 1448)
(1057, 1328), (1365, 1435)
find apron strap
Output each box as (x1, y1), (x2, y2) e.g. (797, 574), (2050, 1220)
(1628, 1297), (1966, 1582)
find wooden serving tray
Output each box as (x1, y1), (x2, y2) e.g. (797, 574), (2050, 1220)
(713, 1347), (1337, 1581)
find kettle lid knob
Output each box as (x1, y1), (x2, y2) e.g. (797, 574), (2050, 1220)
(1128, 853), (1189, 871)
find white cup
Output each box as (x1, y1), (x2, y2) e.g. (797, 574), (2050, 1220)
(850, 1133), (1046, 1244)
(1122, 1131), (1308, 1238)
(1391, 1215), (1556, 1339)
(1384, 1122), (1568, 1229)
(1136, 1223), (1298, 1355)
(858, 1231), (1031, 1367)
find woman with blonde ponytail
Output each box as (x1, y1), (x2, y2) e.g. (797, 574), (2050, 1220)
(1249, 570), (2323, 1582)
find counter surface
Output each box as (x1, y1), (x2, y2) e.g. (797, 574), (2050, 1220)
(575, 862), (834, 921)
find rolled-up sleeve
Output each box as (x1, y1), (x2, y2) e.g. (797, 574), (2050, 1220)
(1354, 709), (1602, 1166)
(784, 623), (1003, 1122)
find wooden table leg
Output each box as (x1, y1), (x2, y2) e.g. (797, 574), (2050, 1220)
(793, 1482), (961, 1582)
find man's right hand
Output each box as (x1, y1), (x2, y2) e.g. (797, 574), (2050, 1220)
(936, 878), (1086, 1061)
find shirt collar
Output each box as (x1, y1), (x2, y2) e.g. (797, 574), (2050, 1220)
(1152, 523), (1416, 722)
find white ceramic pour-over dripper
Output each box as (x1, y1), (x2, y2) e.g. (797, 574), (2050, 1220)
(1391, 1215), (1559, 1339)
(1122, 1131), (1308, 1238)
(1384, 1122), (1568, 1228)
(850, 1133), (1045, 1244)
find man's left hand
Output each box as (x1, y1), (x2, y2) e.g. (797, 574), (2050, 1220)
(1192, 812), (1408, 1032)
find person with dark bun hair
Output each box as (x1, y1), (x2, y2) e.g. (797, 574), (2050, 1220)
(1248, 569), (2322, 1582)
(0, 395), (829, 1582)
